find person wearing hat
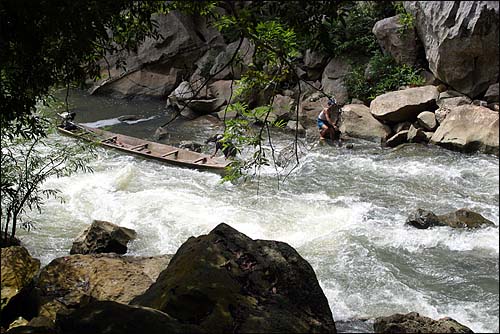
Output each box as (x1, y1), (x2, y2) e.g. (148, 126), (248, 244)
(317, 98), (340, 142)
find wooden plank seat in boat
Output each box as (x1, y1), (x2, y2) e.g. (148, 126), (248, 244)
(101, 136), (118, 143)
(130, 143), (148, 151)
(193, 157), (207, 164)
(161, 149), (179, 158)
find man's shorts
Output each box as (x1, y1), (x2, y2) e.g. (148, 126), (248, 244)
(317, 118), (331, 129)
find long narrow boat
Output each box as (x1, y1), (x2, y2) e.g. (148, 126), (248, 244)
(57, 123), (231, 174)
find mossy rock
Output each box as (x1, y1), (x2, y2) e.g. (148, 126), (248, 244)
(131, 223), (336, 333)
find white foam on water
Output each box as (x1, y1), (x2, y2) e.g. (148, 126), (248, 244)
(122, 115), (157, 124)
(81, 118), (121, 128)
(15, 132), (498, 333)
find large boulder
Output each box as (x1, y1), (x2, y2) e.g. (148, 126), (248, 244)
(91, 67), (181, 98)
(370, 86), (439, 123)
(404, 2), (499, 98)
(56, 301), (202, 334)
(302, 49), (329, 81)
(430, 105), (499, 155)
(372, 15), (421, 66)
(299, 95), (329, 128)
(209, 38), (254, 80)
(1, 247), (40, 327)
(271, 94), (296, 122)
(484, 83), (499, 103)
(321, 58), (351, 105)
(131, 223), (336, 333)
(208, 80), (240, 105)
(339, 104), (392, 142)
(374, 312), (473, 333)
(37, 253), (171, 321)
(70, 220), (137, 255)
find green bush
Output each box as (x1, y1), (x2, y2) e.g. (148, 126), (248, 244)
(319, 2), (395, 58)
(345, 51), (425, 103)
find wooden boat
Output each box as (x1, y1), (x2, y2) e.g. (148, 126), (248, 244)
(57, 123), (231, 174)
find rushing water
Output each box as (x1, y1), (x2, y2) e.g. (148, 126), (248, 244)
(18, 90), (499, 333)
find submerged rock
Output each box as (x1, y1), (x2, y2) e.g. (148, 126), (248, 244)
(406, 208), (495, 229)
(131, 223), (336, 333)
(406, 208), (442, 229)
(70, 220), (137, 255)
(373, 312), (474, 333)
(437, 208), (496, 229)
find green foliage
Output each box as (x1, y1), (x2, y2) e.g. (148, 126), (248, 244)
(220, 105), (283, 183)
(0, 0), (168, 139)
(314, 2), (395, 58)
(1, 123), (96, 241)
(393, 1), (415, 34)
(345, 51), (425, 102)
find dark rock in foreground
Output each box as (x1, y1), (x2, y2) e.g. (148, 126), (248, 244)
(56, 301), (202, 334)
(1, 246), (40, 327)
(70, 220), (137, 255)
(374, 312), (474, 333)
(131, 223), (336, 333)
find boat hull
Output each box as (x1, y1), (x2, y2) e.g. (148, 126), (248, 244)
(57, 124), (230, 174)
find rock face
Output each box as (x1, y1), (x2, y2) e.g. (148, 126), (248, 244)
(372, 15), (421, 66)
(70, 220), (137, 255)
(370, 86), (439, 123)
(1, 247), (40, 326)
(37, 254), (172, 320)
(430, 105), (499, 155)
(131, 223), (336, 333)
(484, 83), (499, 103)
(91, 12), (224, 98)
(339, 104), (391, 142)
(56, 301), (202, 334)
(374, 312), (474, 333)
(404, 1), (499, 98)
(321, 58), (351, 105)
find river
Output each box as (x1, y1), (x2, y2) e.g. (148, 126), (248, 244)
(18, 90), (499, 333)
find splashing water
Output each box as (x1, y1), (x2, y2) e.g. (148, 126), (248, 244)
(17, 91), (499, 333)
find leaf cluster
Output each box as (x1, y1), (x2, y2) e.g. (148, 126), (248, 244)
(345, 51), (425, 103)
(1, 130), (96, 240)
(0, 0), (167, 139)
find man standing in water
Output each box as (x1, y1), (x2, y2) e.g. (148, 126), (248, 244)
(317, 98), (341, 144)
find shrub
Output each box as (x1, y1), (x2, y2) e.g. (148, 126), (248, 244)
(345, 51), (425, 103)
